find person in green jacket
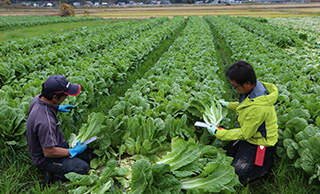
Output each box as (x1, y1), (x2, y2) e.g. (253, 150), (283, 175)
(207, 60), (278, 185)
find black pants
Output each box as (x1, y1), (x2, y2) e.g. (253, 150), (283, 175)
(224, 140), (277, 185)
(36, 141), (96, 182)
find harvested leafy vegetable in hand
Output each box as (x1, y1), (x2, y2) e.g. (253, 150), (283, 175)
(69, 112), (106, 148)
(203, 100), (227, 127)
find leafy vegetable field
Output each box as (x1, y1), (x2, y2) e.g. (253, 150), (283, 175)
(1, 15), (320, 193)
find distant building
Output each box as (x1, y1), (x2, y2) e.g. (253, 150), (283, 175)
(73, 2), (81, 6)
(162, 0), (171, 4)
(85, 1), (93, 6)
(254, 0), (291, 2)
(128, 1), (136, 5)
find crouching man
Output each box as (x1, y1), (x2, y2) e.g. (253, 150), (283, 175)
(26, 75), (95, 186)
(207, 61), (278, 185)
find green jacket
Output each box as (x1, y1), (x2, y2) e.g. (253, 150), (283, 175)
(215, 81), (278, 147)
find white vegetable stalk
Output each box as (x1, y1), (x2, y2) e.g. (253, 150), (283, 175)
(203, 101), (224, 126)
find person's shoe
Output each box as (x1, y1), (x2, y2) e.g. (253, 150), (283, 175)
(43, 172), (53, 187)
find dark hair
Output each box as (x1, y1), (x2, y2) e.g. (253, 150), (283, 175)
(225, 60), (257, 85)
(41, 91), (67, 101)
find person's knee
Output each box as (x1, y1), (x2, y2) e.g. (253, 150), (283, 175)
(83, 162), (90, 174)
(232, 158), (254, 185)
(232, 157), (251, 174)
(70, 159), (90, 174)
(77, 162), (90, 174)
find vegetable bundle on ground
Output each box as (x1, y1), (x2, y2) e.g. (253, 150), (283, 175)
(65, 138), (240, 193)
(131, 138), (240, 193)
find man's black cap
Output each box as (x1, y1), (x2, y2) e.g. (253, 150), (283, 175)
(42, 75), (81, 97)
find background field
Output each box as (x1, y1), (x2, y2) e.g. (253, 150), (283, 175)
(1, 3), (320, 18)
(1, 3), (320, 42)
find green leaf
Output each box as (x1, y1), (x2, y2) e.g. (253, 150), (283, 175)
(67, 186), (88, 194)
(187, 99), (206, 118)
(157, 139), (201, 171)
(181, 162), (239, 193)
(288, 108), (310, 120)
(64, 172), (99, 186)
(285, 117), (308, 134)
(307, 134), (320, 160)
(110, 166), (130, 177)
(0, 105), (26, 151)
(295, 125), (320, 143)
(130, 159), (153, 194)
(151, 163), (181, 194)
(316, 116), (320, 128)
(140, 139), (152, 155)
(91, 179), (114, 194)
(290, 99), (300, 108)
(283, 139), (299, 159)
(100, 160), (118, 179)
(300, 149), (315, 174)
(125, 138), (136, 155)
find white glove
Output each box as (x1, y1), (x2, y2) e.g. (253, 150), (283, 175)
(207, 125), (217, 136)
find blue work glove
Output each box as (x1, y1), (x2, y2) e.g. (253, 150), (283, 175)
(58, 105), (74, 112)
(68, 141), (87, 158)
(207, 125), (217, 136)
(217, 100), (229, 108)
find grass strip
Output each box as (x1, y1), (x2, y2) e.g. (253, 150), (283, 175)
(236, 158), (320, 193)
(0, 19), (119, 42)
